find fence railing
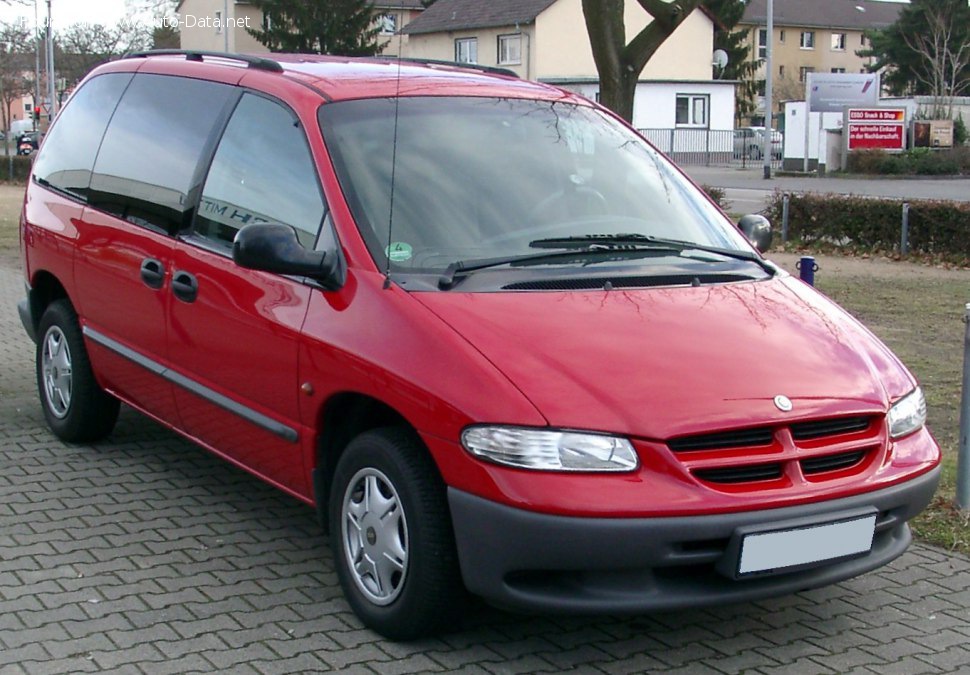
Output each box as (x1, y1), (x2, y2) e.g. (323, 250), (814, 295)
(636, 128), (782, 168)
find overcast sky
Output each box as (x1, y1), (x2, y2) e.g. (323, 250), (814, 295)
(0, 1), (151, 31)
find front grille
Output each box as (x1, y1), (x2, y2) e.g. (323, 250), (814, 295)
(667, 413), (885, 489)
(791, 416), (872, 441)
(669, 427), (774, 452)
(693, 463), (783, 484)
(801, 449), (869, 475)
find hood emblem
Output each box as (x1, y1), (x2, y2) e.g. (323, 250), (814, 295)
(774, 395), (793, 412)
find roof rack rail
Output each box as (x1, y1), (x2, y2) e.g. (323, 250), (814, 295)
(394, 57), (518, 79)
(125, 50), (283, 73)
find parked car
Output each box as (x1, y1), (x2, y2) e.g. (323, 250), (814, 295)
(19, 51), (939, 640)
(734, 126), (783, 160)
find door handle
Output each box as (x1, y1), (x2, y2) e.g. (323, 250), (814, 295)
(140, 258), (165, 289)
(172, 270), (199, 303)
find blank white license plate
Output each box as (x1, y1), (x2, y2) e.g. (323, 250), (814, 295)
(738, 515), (877, 575)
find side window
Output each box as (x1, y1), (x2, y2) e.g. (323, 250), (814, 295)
(31, 72), (132, 199)
(88, 74), (235, 234)
(194, 93), (325, 250)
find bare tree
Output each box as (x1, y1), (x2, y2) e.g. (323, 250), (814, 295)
(581, 0), (704, 123)
(56, 21), (151, 87)
(900, 4), (970, 118)
(0, 21), (34, 135)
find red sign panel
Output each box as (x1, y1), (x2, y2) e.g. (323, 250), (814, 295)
(848, 124), (905, 150)
(846, 107), (907, 151)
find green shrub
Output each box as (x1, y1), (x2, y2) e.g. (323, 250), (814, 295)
(765, 190), (970, 263)
(955, 114), (967, 146)
(700, 184), (729, 210)
(845, 147), (968, 176)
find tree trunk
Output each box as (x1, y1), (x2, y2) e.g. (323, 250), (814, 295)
(581, 0), (701, 124)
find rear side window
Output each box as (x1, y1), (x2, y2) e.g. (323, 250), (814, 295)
(194, 93), (325, 250)
(31, 72), (132, 198)
(88, 74), (236, 234)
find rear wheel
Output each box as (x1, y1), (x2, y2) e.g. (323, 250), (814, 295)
(36, 300), (119, 442)
(329, 428), (463, 640)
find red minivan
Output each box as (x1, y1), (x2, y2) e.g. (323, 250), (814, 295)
(19, 51), (940, 639)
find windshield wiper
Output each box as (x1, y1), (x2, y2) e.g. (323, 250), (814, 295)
(437, 247), (673, 290)
(529, 234), (775, 275)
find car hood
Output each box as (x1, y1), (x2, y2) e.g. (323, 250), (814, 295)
(413, 276), (915, 439)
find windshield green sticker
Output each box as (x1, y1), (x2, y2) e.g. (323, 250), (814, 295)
(386, 242), (413, 262)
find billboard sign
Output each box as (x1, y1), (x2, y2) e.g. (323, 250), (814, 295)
(845, 107), (907, 151)
(808, 73), (880, 113)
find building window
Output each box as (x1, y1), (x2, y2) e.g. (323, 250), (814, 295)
(799, 66), (815, 83)
(498, 34), (521, 65)
(455, 38), (477, 64)
(675, 94), (709, 127)
(214, 10), (223, 34)
(831, 32), (846, 51)
(779, 65), (785, 77)
(377, 13), (397, 35)
(779, 29), (785, 43)
(831, 67), (846, 74)
(860, 33), (866, 46)
(800, 31), (815, 49)
(758, 28), (767, 59)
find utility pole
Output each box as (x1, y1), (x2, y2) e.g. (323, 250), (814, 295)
(33, 0), (40, 132)
(762, 0), (773, 179)
(45, 0), (54, 123)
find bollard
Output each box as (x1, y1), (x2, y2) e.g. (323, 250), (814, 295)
(958, 304), (970, 509)
(901, 202), (910, 255)
(782, 194), (789, 244)
(795, 256), (818, 286)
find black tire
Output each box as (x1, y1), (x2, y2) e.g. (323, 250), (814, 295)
(329, 427), (464, 640)
(36, 300), (119, 443)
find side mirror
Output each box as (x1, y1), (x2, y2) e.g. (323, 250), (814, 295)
(233, 222), (343, 289)
(737, 214), (773, 253)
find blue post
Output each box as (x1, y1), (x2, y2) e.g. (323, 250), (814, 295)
(796, 256), (818, 286)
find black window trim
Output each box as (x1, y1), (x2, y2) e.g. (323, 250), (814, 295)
(31, 71), (137, 208)
(81, 72), (241, 238)
(180, 87), (338, 273)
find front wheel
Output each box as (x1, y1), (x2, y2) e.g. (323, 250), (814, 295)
(329, 428), (463, 640)
(36, 300), (119, 442)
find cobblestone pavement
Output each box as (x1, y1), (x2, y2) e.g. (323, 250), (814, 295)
(2, 255), (970, 674)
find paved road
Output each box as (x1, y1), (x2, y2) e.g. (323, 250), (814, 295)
(2, 256), (970, 673)
(684, 166), (970, 215)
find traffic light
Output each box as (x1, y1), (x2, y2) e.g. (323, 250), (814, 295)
(32, 107), (40, 122)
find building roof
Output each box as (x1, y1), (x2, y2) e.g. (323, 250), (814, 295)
(741, 0), (903, 31)
(403, 0), (558, 35)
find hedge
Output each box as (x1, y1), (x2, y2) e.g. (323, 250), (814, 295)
(845, 147), (970, 176)
(0, 155), (34, 183)
(763, 191), (970, 263)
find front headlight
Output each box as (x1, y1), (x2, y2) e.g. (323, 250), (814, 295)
(888, 387), (926, 439)
(461, 426), (639, 472)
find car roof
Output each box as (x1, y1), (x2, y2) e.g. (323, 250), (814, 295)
(107, 51), (588, 106)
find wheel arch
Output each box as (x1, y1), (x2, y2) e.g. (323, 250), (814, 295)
(312, 392), (436, 533)
(27, 270), (70, 335)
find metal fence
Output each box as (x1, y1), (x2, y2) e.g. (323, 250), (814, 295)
(636, 128), (783, 169)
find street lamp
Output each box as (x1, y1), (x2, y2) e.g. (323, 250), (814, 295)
(45, 0), (55, 121)
(762, 0), (773, 179)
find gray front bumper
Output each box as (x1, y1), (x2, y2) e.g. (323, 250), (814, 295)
(448, 466), (940, 614)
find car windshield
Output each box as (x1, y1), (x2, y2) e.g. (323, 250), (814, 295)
(319, 96), (753, 276)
